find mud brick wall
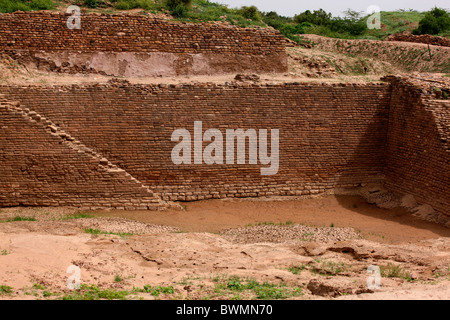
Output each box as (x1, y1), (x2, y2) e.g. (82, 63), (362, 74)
(0, 98), (166, 210)
(0, 82), (391, 201)
(386, 33), (450, 47)
(0, 11), (287, 75)
(384, 76), (450, 219)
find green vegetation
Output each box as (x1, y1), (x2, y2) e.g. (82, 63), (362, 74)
(264, 8), (448, 40)
(380, 263), (413, 281)
(213, 275), (303, 300)
(133, 285), (175, 296)
(0, 0), (53, 13)
(0, 1), (447, 42)
(84, 228), (134, 237)
(167, 0), (190, 14)
(62, 212), (94, 220)
(32, 283), (46, 290)
(289, 261), (348, 276)
(288, 265), (307, 275)
(5, 216), (36, 222)
(0, 285), (13, 295)
(175, 0), (265, 27)
(413, 7), (450, 35)
(311, 261), (348, 276)
(238, 5), (261, 21)
(61, 284), (131, 300)
(364, 10), (425, 39)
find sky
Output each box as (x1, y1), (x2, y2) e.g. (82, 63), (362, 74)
(215, 0), (450, 17)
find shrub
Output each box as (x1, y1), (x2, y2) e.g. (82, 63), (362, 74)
(294, 9), (331, 26)
(328, 17), (367, 35)
(29, 0), (53, 10)
(83, 0), (98, 8)
(413, 7), (450, 35)
(115, 1), (131, 10)
(165, 0), (191, 17)
(165, 0), (191, 10)
(239, 5), (261, 21)
(171, 3), (187, 17)
(0, 0), (53, 13)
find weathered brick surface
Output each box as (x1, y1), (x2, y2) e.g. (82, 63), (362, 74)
(384, 75), (450, 220)
(0, 96), (167, 210)
(386, 33), (450, 47)
(0, 81), (391, 201)
(0, 11), (287, 75)
(0, 78), (448, 221)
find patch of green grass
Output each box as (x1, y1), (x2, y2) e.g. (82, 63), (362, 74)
(227, 276), (245, 291)
(1, 249), (8, 255)
(253, 283), (302, 300)
(380, 263), (412, 280)
(114, 275), (122, 283)
(214, 276), (303, 300)
(62, 212), (95, 220)
(288, 265), (307, 275)
(300, 261), (349, 276)
(42, 291), (52, 297)
(5, 216), (36, 222)
(32, 283), (46, 290)
(0, 0), (54, 13)
(84, 228), (134, 237)
(0, 285), (13, 295)
(134, 285), (175, 297)
(61, 284), (130, 300)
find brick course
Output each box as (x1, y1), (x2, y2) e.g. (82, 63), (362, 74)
(384, 76), (450, 220)
(0, 81), (391, 202)
(0, 11), (288, 75)
(0, 78), (448, 222)
(0, 95), (166, 210)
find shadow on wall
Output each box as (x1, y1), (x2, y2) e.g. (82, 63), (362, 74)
(384, 94), (450, 225)
(335, 88), (450, 230)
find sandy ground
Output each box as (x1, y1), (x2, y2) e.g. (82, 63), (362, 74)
(0, 195), (448, 300)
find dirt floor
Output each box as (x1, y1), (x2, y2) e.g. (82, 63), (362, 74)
(0, 195), (449, 300)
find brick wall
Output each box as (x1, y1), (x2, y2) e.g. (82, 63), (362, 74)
(0, 96), (166, 210)
(0, 11), (287, 75)
(1, 78), (448, 221)
(300, 34), (450, 74)
(384, 76), (450, 220)
(386, 33), (450, 47)
(0, 81), (391, 201)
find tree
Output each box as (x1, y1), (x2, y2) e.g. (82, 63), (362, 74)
(165, 0), (192, 18)
(294, 9), (331, 26)
(343, 9), (362, 21)
(239, 6), (261, 21)
(413, 7), (450, 35)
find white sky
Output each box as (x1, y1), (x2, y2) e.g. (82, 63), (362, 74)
(216, 0), (450, 17)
